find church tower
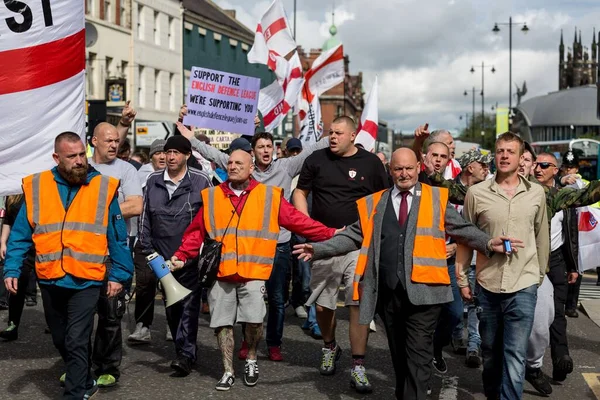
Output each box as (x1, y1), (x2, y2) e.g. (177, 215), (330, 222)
(560, 27), (598, 90)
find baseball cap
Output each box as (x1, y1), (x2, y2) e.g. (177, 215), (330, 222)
(286, 138), (302, 152)
(229, 137), (252, 153)
(457, 149), (490, 169)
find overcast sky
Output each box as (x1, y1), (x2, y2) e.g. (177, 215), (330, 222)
(214, 0), (599, 134)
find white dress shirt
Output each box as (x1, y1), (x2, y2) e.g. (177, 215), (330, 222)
(391, 185), (416, 220)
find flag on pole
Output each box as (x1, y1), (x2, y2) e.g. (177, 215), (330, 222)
(258, 52), (304, 132)
(297, 92), (323, 144)
(304, 44), (345, 99)
(578, 206), (600, 272)
(0, 0), (86, 196)
(247, 0), (296, 82)
(356, 77), (378, 151)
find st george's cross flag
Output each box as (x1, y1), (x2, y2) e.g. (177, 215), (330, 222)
(356, 77), (378, 151)
(0, 0), (86, 196)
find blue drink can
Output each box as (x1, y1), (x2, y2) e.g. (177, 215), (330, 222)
(503, 239), (512, 253)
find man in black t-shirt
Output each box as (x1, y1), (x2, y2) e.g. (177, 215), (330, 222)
(293, 115), (389, 393)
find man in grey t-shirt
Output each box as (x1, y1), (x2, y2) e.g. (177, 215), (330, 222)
(88, 122), (143, 389)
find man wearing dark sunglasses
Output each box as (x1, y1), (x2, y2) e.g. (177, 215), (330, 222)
(529, 152), (579, 392)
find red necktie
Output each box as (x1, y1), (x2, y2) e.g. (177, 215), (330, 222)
(398, 191), (409, 227)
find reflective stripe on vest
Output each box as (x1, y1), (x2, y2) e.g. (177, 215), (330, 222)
(202, 184), (281, 280)
(352, 185), (450, 301)
(23, 170), (118, 281)
(411, 184), (449, 285)
(353, 190), (386, 300)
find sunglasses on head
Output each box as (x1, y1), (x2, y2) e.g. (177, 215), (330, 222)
(535, 162), (556, 170)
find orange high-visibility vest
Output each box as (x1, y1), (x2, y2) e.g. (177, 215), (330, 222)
(22, 170), (119, 281)
(352, 184), (450, 300)
(201, 183), (282, 280)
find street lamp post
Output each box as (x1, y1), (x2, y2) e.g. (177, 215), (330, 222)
(492, 17), (529, 120)
(464, 88), (479, 141)
(470, 62), (495, 136)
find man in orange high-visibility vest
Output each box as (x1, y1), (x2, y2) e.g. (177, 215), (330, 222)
(294, 148), (520, 400)
(4, 132), (133, 399)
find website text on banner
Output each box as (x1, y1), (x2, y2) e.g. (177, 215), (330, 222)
(0, 0), (86, 196)
(183, 67), (261, 136)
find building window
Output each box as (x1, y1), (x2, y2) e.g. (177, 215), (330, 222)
(337, 105), (343, 117)
(105, 56), (113, 80)
(137, 5), (144, 40)
(184, 70), (191, 99)
(139, 66), (145, 107)
(104, 0), (111, 23)
(86, 0), (95, 16)
(168, 17), (175, 50)
(87, 52), (97, 98)
(169, 73), (175, 111)
(154, 70), (161, 109)
(120, 4), (126, 27)
(154, 11), (160, 45)
(120, 60), (128, 80)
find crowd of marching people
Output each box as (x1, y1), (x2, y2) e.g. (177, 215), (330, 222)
(2, 102), (600, 400)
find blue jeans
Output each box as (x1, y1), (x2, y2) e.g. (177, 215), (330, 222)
(266, 242), (291, 347)
(466, 266), (481, 353)
(433, 264), (464, 355)
(477, 283), (537, 400)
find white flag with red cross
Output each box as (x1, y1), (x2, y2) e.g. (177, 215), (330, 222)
(303, 43), (345, 99)
(258, 52), (304, 132)
(247, 0), (296, 83)
(296, 91), (323, 144)
(356, 77), (378, 152)
(0, 0), (86, 196)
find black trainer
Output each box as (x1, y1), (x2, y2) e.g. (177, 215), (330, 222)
(552, 355), (573, 382)
(466, 350), (482, 368)
(215, 372), (235, 391)
(432, 354), (448, 374)
(526, 367), (552, 396)
(244, 360), (259, 386)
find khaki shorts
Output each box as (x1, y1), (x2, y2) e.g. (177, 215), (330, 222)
(208, 280), (267, 328)
(306, 250), (360, 310)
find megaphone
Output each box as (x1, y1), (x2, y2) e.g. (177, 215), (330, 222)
(146, 252), (192, 307)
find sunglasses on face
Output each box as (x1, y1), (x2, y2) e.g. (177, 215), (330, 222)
(535, 162), (556, 170)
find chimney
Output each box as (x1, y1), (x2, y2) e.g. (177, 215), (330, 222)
(224, 9), (236, 20)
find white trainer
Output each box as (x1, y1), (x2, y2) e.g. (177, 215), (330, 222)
(295, 306), (308, 318)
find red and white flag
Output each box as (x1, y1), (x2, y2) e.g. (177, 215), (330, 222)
(304, 43), (345, 99)
(247, 0), (296, 83)
(258, 52), (304, 132)
(296, 91), (323, 144)
(356, 77), (378, 151)
(578, 206), (600, 272)
(0, 0), (86, 196)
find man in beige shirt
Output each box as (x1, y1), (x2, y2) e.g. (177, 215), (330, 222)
(460, 132), (549, 400)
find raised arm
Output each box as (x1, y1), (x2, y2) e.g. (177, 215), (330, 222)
(117, 101), (137, 144)
(176, 122), (229, 170)
(411, 124), (430, 164)
(283, 137), (330, 177)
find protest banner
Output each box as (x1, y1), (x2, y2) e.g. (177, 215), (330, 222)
(183, 67), (261, 136)
(0, 0), (86, 196)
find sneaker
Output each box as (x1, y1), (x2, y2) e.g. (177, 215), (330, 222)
(215, 372), (235, 391)
(319, 345), (342, 375)
(433, 355), (448, 374)
(451, 337), (467, 355)
(350, 365), (373, 394)
(25, 296), (37, 307)
(0, 321), (18, 341)
(311, 325), (322, 340)
(59, 373), (66, 387)
(128, 322), (151, 344)
(83, 380), (98, 399)
(268, 346), (283, 362)
(466, 350), (482, 368)
(244, 360), (259, 386)
(369, 320), (377, 333)
(238, 340), (249, 360)
(565, 309), (579, 318)
(301, 319), (311, 330)
(97, 374), (117, 388)
(552, 355), (573, 382)
(0, 301), (8, 311)
(166, 327), (173, 341)
(525, 367), (552, 396)
(295, 306), (308, 318)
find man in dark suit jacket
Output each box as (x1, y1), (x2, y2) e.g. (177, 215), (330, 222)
(294, 148), (522, 399)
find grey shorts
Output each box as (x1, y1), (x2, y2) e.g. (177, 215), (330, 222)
(208, 280), (267, 328)
(306, 250), (360, 310)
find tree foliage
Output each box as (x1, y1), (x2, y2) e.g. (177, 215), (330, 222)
(459, 112), (497, 150)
